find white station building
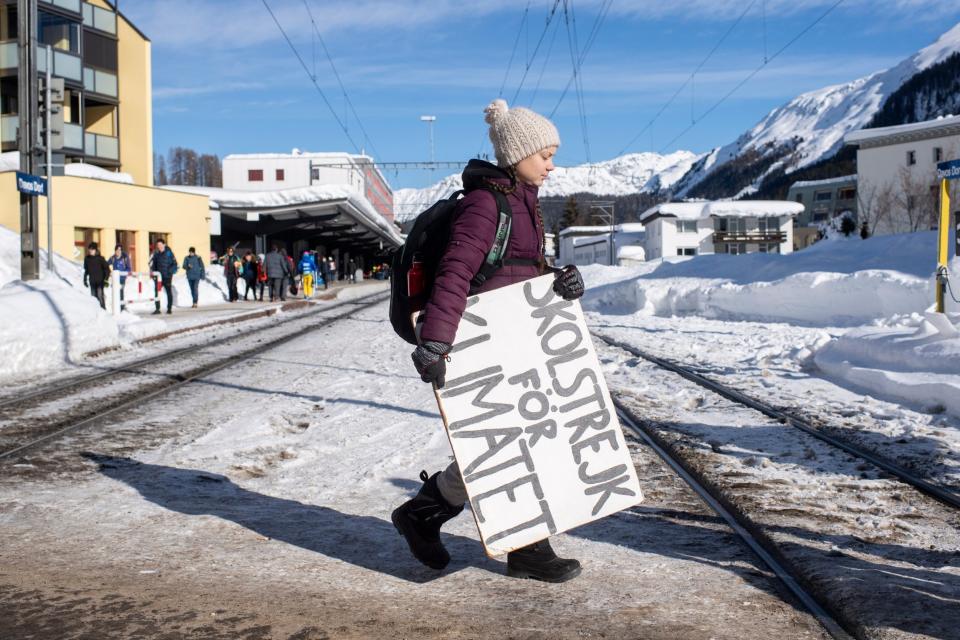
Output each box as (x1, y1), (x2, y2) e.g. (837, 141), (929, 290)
(640, 201), (802, 260)
(557, 224), (646, 266)
(222, 150), (395, 223)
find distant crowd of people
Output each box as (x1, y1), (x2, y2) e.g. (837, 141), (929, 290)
(83, 238), (386, 314)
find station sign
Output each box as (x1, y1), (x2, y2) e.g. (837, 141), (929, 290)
(937, 159), (960, 181)
(16, 172), (47, 197)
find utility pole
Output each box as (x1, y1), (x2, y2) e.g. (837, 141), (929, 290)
(420, 115), (436, 169)
(589, 201), (616, 266)
(18, 0), (40, 280)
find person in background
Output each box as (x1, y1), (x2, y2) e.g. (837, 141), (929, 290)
(281, 248), (297, 297)
(318, 255), (331, 291)
(83, 242), (110, 310)
(182, 246), (205, 308)
(222, 245), (241, 303)
(106, 244), (131, 306)
(242, 251), (258, 301)
(256, 253), (268, 301)
(328, 257), (337, 281)
(347, 257), (357, 283)
(264, 244), (288, 302)
(149, 238), (177, 315)
(297, 250), (318, 299)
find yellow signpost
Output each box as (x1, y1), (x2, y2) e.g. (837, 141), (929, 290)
(936, 159), (960, 313)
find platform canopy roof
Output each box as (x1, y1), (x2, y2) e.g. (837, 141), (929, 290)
(164, 184), (403, 252)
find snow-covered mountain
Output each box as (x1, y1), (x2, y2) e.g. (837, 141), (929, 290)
(675, 22), (960, 198)
(394, 150), (701, 221)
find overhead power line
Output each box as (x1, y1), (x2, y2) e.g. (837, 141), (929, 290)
(548, 0), (613, 119)
(304, 0), (382, 160)
(617, 0), (757, 155)
(260, 0), (361, 154)
(499, 1), (532, 97)
(510, 0), (564, 105)
(656, 0), (846, 154)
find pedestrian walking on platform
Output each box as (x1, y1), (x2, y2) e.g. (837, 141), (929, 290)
(319, 256), (331, 290)
(241, 252), (258, 300)
(106, 244), (131, 306)
(256, 254), (268, 301)
(149, 239), (177, 315)
(223, 246), (241, 303)
(182, 246), (205, 308)
(264, 245), (289, 302)
(83, 242), (110, 310)
(347, 258), (357, 283)
(298, 250), (318, 298)
(392, 98), (585, 583)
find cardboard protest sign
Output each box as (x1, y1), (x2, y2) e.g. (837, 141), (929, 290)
(429, 274), (643, 556)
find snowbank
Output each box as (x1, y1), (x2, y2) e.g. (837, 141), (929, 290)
(582, 231), (949, 326)
(0, 224), (231, 382)
(814, 311), (960, 417)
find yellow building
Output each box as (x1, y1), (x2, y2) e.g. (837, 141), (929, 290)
(0, 0), (210, 272)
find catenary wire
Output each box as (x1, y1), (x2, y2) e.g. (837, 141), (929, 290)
(528, 8), (562, 107)
(509, 0), (564, 105)
(260, 0), (362, 154)
(499, 1), (532, 97)
(547, 0), (613, 119)
(616, 0), (757, 155)
(303, 0), (383, 161)
(562, 0), (591, 163)
(656, 0), (846, 154)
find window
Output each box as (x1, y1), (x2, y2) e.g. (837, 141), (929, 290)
(837, 187), (856, 200)
(676, 220), (698, 233)
(248, 169), (263, 182)
(815, 191), (832, 201)
(676, 247), (697, 256)
(727, 243), (746, 255)
(758, 243), (780, 254)
(795, 194), (803, 203)
(83, 31), (118, 72)
(276, 168), (285, 181)
(716, 217), (746, 233)
(906, 150), (916, 166)
(812, 212), (828, 222)
(934, 147), (943, 163)
(73, 227), (100, 259)
(758, 217), (780, 233)
(38, 12), (80, 54)
(1, 5), (18, 40)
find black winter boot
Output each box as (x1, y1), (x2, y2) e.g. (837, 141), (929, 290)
(507, 539), (581, 583)
(392, 470), (464, 570)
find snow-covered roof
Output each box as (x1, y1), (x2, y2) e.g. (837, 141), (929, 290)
(789, 174), (857, 189)
(559, 223), (645, 237)
(224, 150), (374, 162)
(0, 151), (134, 184)
(845, 115), (960, 146)
(162, 184), (402, 245)
(640, 200), (804, 223)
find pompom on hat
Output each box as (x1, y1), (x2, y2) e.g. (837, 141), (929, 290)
(484, 98), (560, 168)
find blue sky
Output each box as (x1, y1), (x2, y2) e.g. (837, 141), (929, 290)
(120, 0), (960, 189)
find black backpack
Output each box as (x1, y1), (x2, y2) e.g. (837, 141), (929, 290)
(389, 187), (513, 345)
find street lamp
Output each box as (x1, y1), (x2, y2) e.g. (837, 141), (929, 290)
(420, 115), (436, 168)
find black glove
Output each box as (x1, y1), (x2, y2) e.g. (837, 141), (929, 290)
(552, 265), (584, 301)
(411, 341), (452, 388)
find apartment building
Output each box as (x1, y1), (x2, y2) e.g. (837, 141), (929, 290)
(640, 201), (801, 260)
(0, 0), (209, 272)
(846, 115), (960, 236)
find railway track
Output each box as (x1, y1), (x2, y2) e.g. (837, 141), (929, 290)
(597, 333), (960, 512)
(615, 404), (853, 640)
(0, 291), (389, 463)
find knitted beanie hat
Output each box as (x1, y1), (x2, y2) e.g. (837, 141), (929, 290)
(484, 98), (560, 168)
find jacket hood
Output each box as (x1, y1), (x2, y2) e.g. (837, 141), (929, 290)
(461, 159), (513, 192)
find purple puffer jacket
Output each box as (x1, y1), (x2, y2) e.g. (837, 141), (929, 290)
(419, 161), (545, 345)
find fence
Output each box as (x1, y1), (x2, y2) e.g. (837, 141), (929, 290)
(109, 271), (163, 315)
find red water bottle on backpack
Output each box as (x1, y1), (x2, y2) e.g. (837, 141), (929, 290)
(408, 259), (426, 311)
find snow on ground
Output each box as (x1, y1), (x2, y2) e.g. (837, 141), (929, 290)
(581, 230), (960, 422)
(0, 224), (238, 382)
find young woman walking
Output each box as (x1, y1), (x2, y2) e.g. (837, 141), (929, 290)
(392, 99), (585, 583)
